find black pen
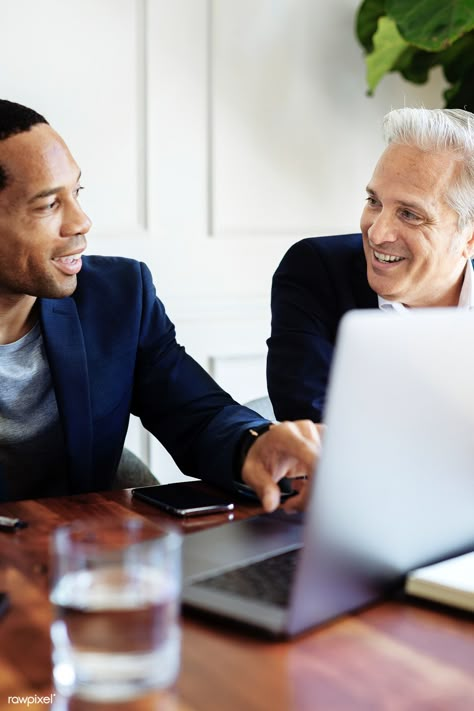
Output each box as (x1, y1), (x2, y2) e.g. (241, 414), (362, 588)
(0, 515), (28, 532)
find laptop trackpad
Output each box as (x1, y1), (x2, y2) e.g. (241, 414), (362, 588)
(183, 512), (304, 582)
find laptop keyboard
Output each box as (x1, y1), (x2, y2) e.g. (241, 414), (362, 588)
(196, 548), (300, 607)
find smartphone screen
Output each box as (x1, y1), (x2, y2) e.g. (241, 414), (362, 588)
(132, 484), (235, 517)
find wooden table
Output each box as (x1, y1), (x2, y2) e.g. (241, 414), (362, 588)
(0, 487), (473, 711)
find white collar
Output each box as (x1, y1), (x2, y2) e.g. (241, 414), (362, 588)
(377, 260), (474, 312)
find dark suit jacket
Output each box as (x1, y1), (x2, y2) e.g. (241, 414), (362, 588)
(0, 256), (268, 500)
(267, 234), (377, 422)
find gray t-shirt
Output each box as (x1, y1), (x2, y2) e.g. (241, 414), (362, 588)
(0, 322), (68, 501)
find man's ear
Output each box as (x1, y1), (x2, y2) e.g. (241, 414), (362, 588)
(462, 224), (474, 259)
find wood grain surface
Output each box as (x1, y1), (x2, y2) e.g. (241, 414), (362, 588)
(0, 487), (472, 711)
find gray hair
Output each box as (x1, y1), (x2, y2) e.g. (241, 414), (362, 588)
(383, 107), (474, 230)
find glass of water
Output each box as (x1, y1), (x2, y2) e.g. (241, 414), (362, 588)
(49, 518), (182, 702)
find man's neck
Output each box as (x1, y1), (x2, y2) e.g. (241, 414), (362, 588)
(0, 295), (38, 345)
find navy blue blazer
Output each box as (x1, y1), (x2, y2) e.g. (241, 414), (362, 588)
(1, 256), (268, 500)
(267, 234), (377, 422)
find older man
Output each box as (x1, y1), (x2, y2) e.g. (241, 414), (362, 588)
(267, 107), (474, 422)
(0, 99), (320, 510)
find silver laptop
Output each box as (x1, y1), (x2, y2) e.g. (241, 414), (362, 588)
(182, 309), (474, 636)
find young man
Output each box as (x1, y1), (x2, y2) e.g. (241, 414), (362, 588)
(0, 99), (320, 510)
(267, 107), (474, 422)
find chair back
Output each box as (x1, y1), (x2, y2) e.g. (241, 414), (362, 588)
(112, 448), (159, 489)
(244, 396), (276, 421)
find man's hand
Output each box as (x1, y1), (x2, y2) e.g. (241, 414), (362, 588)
(241, 421), (323, 512)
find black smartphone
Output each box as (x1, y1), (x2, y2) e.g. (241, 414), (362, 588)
(132, 484), (235, 517)
(234, 478), (298, 502)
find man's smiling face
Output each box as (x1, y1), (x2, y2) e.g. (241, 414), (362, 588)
(360, 143), (474, 307)
(0, 123), (91, 301)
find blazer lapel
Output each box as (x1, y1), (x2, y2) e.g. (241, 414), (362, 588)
(39, 298), (93, 493)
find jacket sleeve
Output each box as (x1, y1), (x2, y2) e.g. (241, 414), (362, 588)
(267, 239), (340, 422)
(131, 262), (269, 490)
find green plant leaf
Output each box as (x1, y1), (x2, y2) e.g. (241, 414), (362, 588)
(437, 31), (474, 83)
(356, 0), (387, 52)
(366, 16), (410, 93)
(441, 32), (474, 109)
(444, 73), (474, 109)
(393, 47), (438, 84)
(386, 0), (474, 51)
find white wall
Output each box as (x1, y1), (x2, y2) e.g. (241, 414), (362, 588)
(0, 0), (445, 481)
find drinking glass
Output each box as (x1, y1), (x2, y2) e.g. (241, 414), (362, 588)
(49, 518), (182, 702)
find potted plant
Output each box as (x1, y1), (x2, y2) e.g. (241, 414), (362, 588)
(356, 0), (474, 108)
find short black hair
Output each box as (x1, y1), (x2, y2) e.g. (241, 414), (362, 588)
(0, 99), (49, 190)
